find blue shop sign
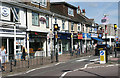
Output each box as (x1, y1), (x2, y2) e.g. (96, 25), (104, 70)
(87, 33), (91, 39)
(82, 33), (91, 39)
(82, 33), (85, 38)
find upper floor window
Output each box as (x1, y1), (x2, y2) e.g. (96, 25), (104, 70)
(32, 0), (47, 7)
(71, 22), (74, 31)
(32, 12), (39, 26)
(46, 16), (49, 28)
(62, 20), (65, 30)
(68, 8), (74, 16)
(55, 18), (57, 24)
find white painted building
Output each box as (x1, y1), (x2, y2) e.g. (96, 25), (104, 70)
(0, 2), (27, 61)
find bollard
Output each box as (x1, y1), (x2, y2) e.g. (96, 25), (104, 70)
(51, 52), (53, 63)
(56, 52), (58, 62)
(28, 57), (29, 68)
(41, 52), (43, 65)
(115, 50), (117, 58)
(10, 58), (12, 72)
(14, 59), (16, 66)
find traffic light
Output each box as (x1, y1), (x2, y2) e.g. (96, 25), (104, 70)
(54, 24), (60, 31)
(114, 24), (117, 30)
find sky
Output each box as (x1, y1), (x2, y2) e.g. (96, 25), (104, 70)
(50, 0), (119, 27)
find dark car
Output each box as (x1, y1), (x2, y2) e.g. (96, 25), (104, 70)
(95, 44), (112, 56)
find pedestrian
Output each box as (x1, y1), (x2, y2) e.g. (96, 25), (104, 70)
(0, 46), (6, 71)
(21, 46), (26, 61)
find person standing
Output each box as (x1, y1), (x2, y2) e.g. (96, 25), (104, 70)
(0, 46), (6, 71)
(22, 46), (26, 61)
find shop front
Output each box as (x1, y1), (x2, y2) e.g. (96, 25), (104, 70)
(0, 27), (26, 61)
(82, 33), (92, 53)
(28, 32), (48, 57)
(57, 32), (71, 54)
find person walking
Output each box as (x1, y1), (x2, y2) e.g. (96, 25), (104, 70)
(21, 46), (26, 61)
(0, 46), (6, 71)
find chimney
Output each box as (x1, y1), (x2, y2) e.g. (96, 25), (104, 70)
(78, 6), (81, 14)
(82, 9), (86, 16)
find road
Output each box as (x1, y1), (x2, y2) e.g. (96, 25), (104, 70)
(5, 53), (119, 78)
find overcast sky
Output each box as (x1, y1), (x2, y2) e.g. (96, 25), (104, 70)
(50, 0), (119, 27)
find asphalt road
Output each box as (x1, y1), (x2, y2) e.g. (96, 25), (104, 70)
(5, 53), (119, 78)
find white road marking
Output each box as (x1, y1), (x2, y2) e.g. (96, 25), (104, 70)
(76, 59), (87, 62)
(60, 62), (94, 78)
(87, 64), (118, 69)
(59, 71), (72, 78)
(90, 58), (99, 62)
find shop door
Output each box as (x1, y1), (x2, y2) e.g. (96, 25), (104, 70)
(9, 39), (14, 60)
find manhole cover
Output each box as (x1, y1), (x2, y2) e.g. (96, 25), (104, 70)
(62, 70), (71, 72)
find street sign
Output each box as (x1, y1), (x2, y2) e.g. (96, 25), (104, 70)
(49, 32), (54, 38)
(100, 50), (106, 64)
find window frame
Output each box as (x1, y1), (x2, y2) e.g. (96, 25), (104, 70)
(55, 18), (57, 24)
(32, 12), (39, 26)
(71, 22), (74, 31)
(31, 0), (47, 8)
(68, 8), (74, 16)
(62, 20), (65, 30)
(46, 16), (49, 28)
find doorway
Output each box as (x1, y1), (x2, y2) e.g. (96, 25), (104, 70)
(9, 38), (14, 60)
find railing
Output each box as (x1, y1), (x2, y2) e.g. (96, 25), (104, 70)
(1, 50), (95, 74)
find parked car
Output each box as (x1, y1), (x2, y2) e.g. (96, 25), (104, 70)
(95, 44), (112, 56)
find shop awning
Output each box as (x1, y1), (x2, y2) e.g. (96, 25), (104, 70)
(92, 37), (104, 42)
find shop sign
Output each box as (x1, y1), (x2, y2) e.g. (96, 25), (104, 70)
(82, 33), (85, 38)
(87, 33), (91, 39)
(78, 34), (83, 39)
(1, 6), (10, 21)
(91, 34), (98, 37)
(58, 33), (71, 39)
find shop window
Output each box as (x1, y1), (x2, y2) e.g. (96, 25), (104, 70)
(62, 20), (65, 30)
(32, 12), (39, 26)
(68, 8), (74, 16)
(46, 16), (49, 28)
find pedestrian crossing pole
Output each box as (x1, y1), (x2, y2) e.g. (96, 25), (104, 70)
(105, 25), (108, 63)
(54, 24), (59, 62)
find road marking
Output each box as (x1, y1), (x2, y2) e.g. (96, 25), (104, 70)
(90, 58), (99, 62)
(26, 62), (65, 74)
(60, 62), (94, 78)
(87, 64), (119, 69)
(76, 59), (87, 62)
(59, 71), (72, 78)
